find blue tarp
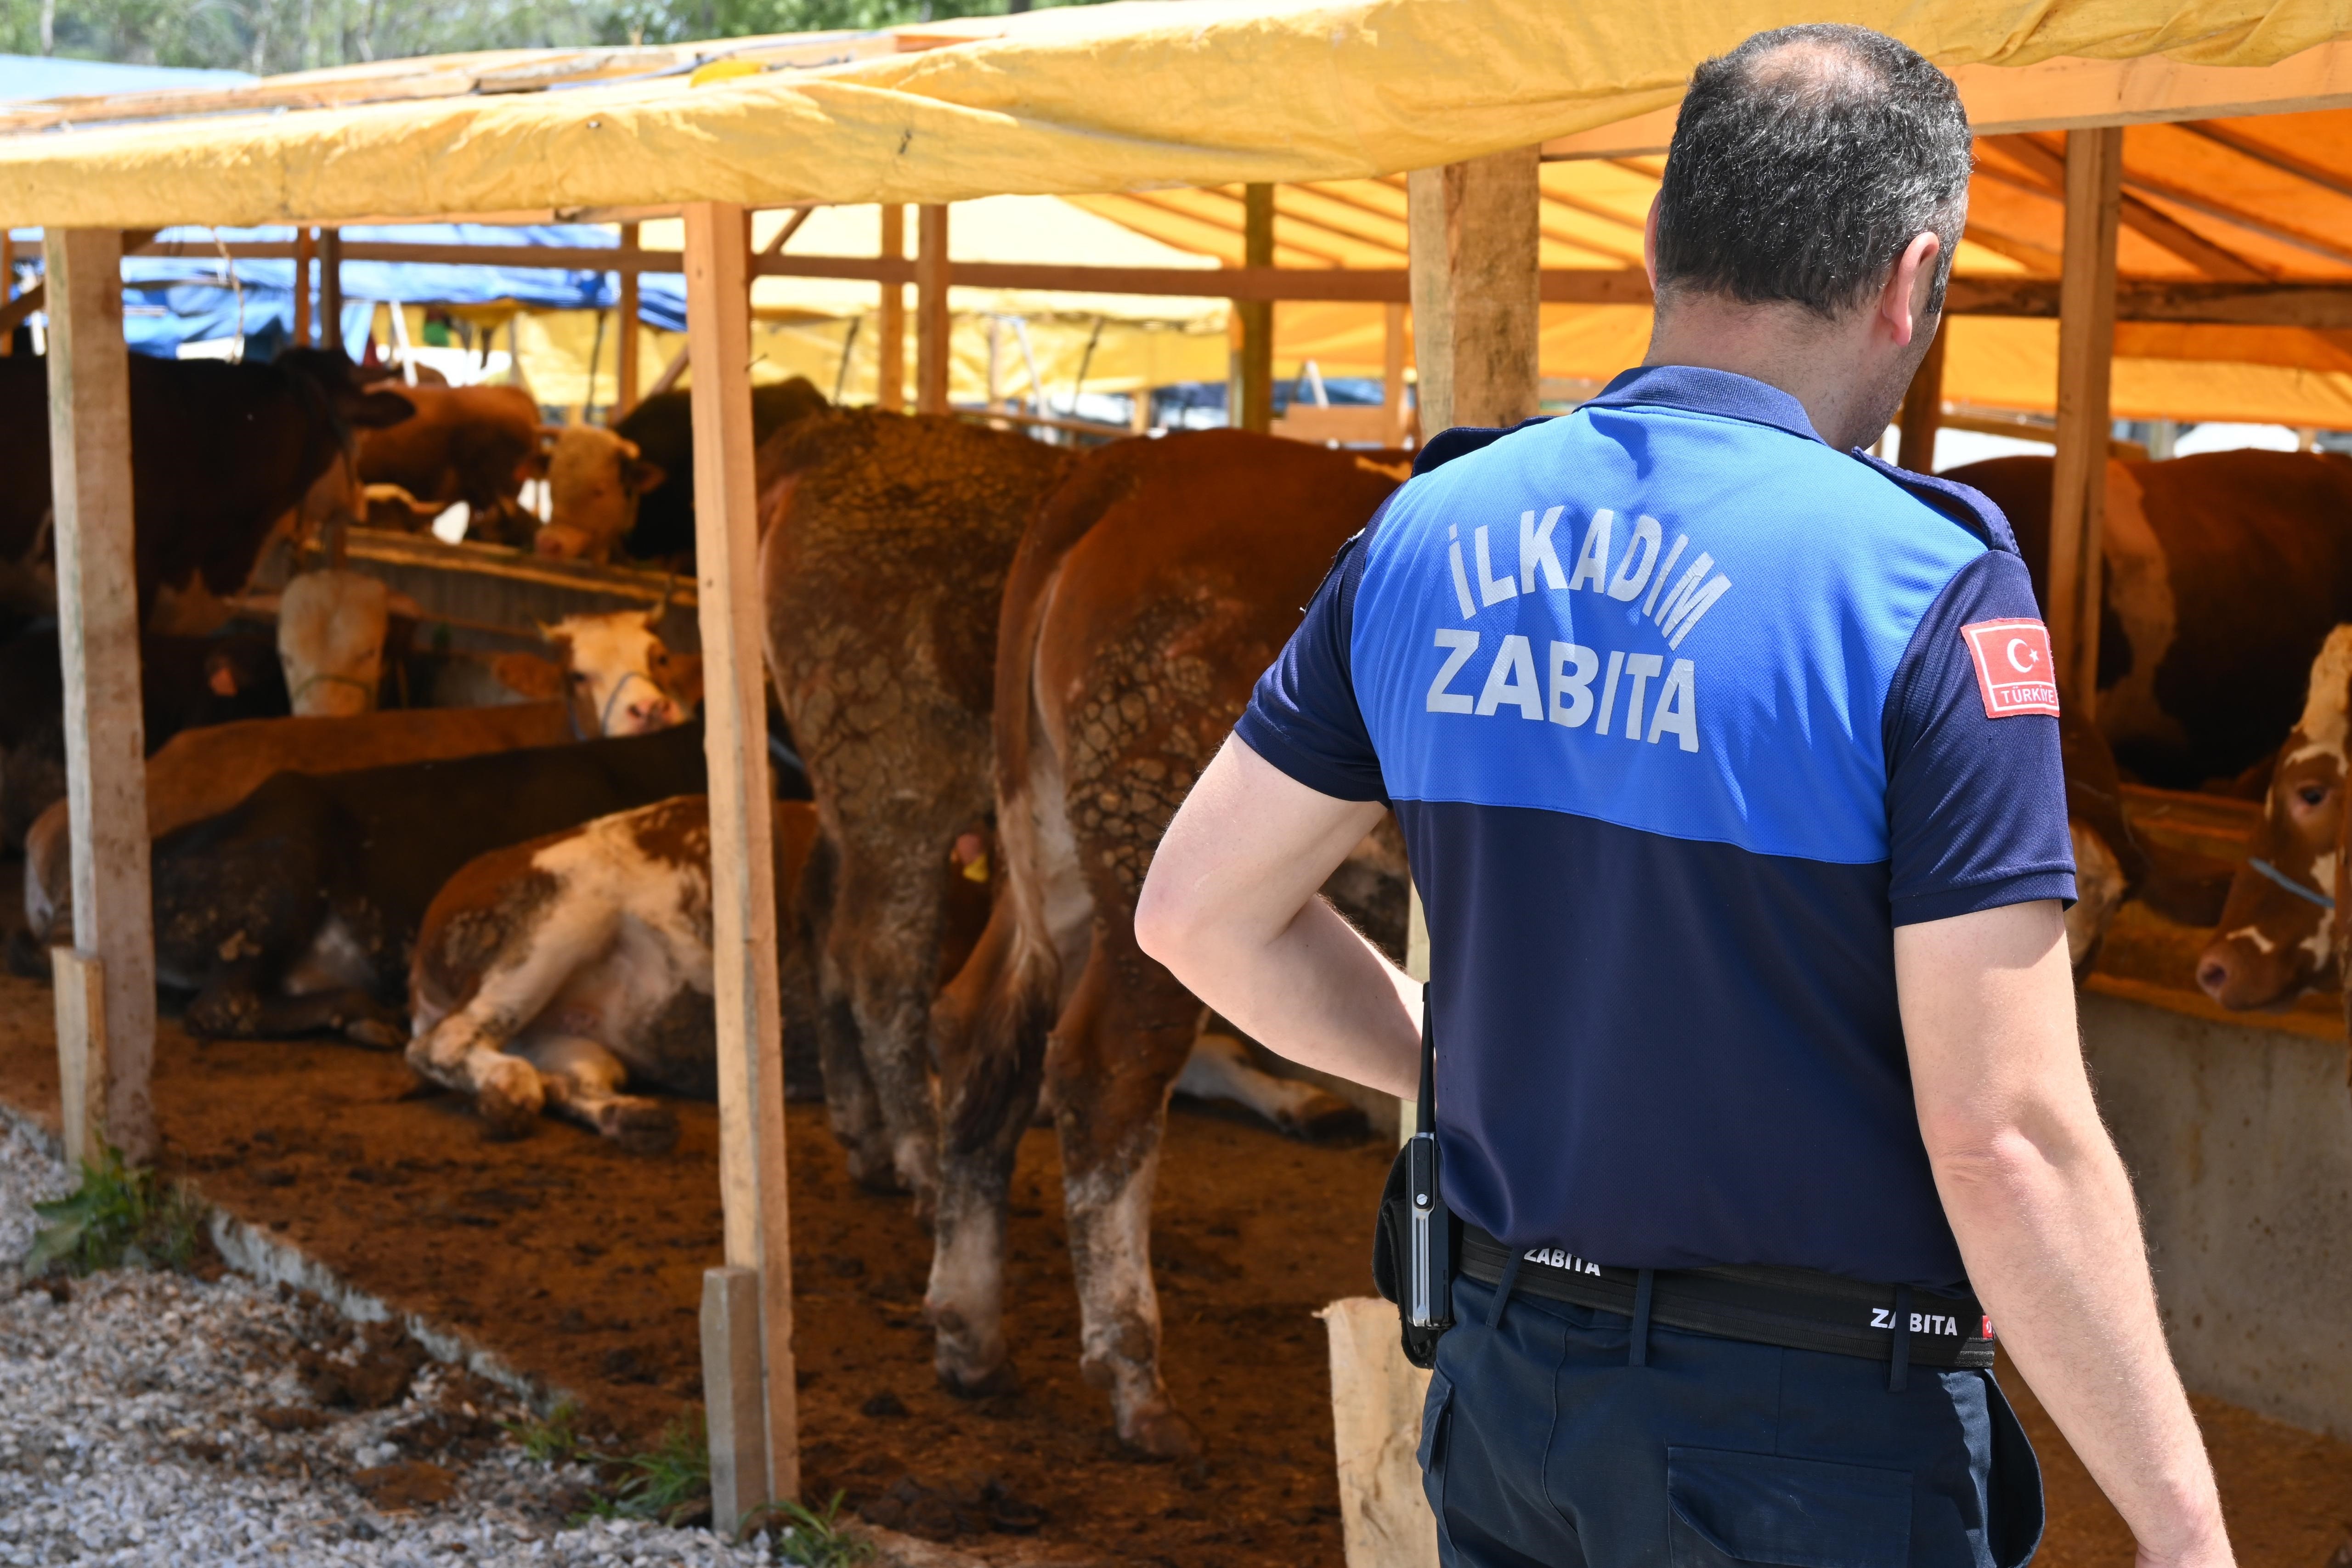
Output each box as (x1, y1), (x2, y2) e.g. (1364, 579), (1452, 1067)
(0, 53), (253, 102)
(10, 222), (685, 357)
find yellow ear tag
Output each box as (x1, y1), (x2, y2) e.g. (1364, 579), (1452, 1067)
(961, 853), (991, 883)
(690, 58), (763, 87)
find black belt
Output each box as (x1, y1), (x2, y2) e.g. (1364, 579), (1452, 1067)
(1459, 1226), (1996, 1371)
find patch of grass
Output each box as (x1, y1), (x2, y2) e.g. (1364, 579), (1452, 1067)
(502, 1400), (591, 1465)
(23, 1146), (205, 1277)
(758, 1491), (873, 1568)
(578, 1413), (711, 1528)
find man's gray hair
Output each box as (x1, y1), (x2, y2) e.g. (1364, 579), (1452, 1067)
(1654, 25), (1973, 318)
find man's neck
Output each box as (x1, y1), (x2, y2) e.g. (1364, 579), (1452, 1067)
(1640, 293), (1891, 452)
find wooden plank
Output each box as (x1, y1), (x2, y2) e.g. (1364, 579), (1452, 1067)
(615, 222), (640, 418)
(1237, 184), (1275, 433)
(52, 950), (105, 1168)
(915, 204), (950, 415)
(1383, 301), (1409, 446)
(701, 1265), (770, 1540)
(1982, 135), (2271, 282)
(318, 228), (343, 350)
(2049, 128), (2125, 713)
(684, 198), (797, 1508)
(1542, 40), (2352, 159)
(1896, 318), (1948, 475)
(45, 227), (157, 1165)
(1406, 147), (1541, 430)
(292, 226), (315, 344)
(876, 205), (905, 412)
(1, 227), (12, 358)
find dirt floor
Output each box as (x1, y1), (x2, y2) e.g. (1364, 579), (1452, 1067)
(0, 926), (2348, 1566)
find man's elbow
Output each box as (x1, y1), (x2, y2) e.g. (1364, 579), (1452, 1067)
(1917, 1109), (2081, 1202)
(1133, 863), (1203, 976)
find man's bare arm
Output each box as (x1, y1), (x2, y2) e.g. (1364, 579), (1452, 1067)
(1898, 900), (2229, 1568)
(1136, 736), (1421, 1099)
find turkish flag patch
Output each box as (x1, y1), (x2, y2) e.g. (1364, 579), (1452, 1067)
(1962, 619), (2061, 718)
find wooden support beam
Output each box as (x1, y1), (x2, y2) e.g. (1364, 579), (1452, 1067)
(1406, 147), (1541, 430)
(2049, 128), (2125, 714)
(318, 228), (343, 351)
(45, 227), (157, 1165)
(615, 222), (641, 419)
(683, 199), (798, 1513)
(1382, 301), (1410, 447)
(1896, 318), (1948, 475)
(292, 225), (315, 345)
(915, 204), (950, 416)
(1237, 184), (1275, 434)
(876, 205), (905, 412)
(0, 227), (12, 358)
(701, 1266), (769, 1539)
(1982, 135), (2270, 282)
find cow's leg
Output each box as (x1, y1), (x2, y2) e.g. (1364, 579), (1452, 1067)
(926, 899), (1056, 1400)
(801, 833), (893, 1190)
(246, 987), (405, 1048)
(517, 1034), (679, 1155)
(826, 838), (945, 1218)
(1176, 1030), (1368, 1142)
(1047, 933), (1200, 1459)
(407, 903), (620, 1140)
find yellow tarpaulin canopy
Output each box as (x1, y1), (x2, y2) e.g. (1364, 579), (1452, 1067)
(2, 0), (2350, 226)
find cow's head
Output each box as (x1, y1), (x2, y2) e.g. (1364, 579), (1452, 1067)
(277, 569), (389, 718)
(2196, 624), (2352, 1007)
(533, 606), (690, 737)
(533, 425), (666, 564)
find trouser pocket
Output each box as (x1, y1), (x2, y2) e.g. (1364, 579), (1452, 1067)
(1667, 1447), (1911, 1568)
(1982, 1375), (2045, 1568)
(1418, 1369), (1455, 1472)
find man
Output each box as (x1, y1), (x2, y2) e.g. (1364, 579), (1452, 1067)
(1136, 24), (2231, 1568)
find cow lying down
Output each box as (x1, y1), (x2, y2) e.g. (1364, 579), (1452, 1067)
(406, 796), (1380, 1153)
(154, 723), (712, 1047)
(407, 796), (819, 1151)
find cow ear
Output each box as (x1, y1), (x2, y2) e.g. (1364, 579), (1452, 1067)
(662, 652), (705, 713)
(626, 460), (667, 495)
(344, 389), (418, 430)
(490, 652), (566, 702)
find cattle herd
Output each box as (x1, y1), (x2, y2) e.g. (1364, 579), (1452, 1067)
(9, 342), (2352, 1459)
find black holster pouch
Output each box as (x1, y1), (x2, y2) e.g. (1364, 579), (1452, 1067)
(1372, 985), (1453, 1369)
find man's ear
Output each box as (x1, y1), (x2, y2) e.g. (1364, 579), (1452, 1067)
(1643, 193), (1662, 293)
(1881, 231), (1943, 347)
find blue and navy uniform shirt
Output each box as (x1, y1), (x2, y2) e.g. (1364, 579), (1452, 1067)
(1236, 365), (2076, 1292)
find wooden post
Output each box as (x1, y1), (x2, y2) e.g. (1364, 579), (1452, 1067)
(876, 205), (905, 412)
(1406, 147), (1541, 429)
(2048, 127), (2124, 712)
(915, 204), (950, 415)
(45, 228), (156, 1165)
(701, 1266), (770, 1534)
(0, 227), (13, 357)
(616, 222), (641, 419)
(1383, 301), (1409, 447)
(292, 226), (315, 345)
(318, 228), (342, 354)
(1238, 184), (1275, 433)
(1895, 318), (1948, 475)
(683, 199), (798, 1517)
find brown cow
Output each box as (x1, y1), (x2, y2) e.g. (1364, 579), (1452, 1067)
(1952, 451), (2352, 789)
(2192, 625), (2352, 1008)
(758, 410), (1075, 1210)
(354, 383), (544, 548)
(925, 432), (1407, 1457)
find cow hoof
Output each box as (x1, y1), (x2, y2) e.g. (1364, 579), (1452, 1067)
(937, 1358), (1020, 1401)
(1117, 1404), (1202, 1461)
(601, 1101), (680, 1156)
(475, 1075), (543, 1142)
(343, 1016), (406, 1052)
(1280, 1092), (1372, 1145)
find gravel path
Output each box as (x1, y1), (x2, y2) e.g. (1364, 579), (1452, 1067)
(0, 1119), (817, 1568)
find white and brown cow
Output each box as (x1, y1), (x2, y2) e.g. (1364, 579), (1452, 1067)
(1953, 451), (2352, 790)
(531, 425), (666, 564)
(406, 797), (818, 1150)
(925, 431), (1409, 1458)
(277, 569), (391, 718)
(2193, 626), (2352, 1009)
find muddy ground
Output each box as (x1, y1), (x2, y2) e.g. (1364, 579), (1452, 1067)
(0, 938), (2347, 1566)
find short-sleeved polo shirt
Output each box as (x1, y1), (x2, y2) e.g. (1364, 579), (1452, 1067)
(1236, 364), (2075, 1292)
